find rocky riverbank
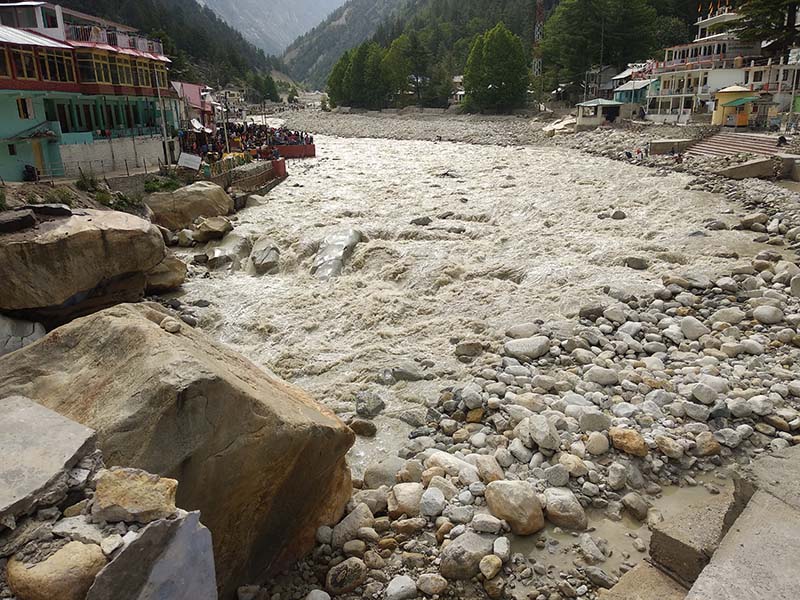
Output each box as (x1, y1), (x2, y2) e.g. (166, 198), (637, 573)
(159, 125), (800, 600)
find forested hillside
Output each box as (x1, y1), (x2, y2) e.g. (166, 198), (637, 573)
(55, 0), (285, 86)
(326, 0), (698, 107)
(284, 0), (413, 90)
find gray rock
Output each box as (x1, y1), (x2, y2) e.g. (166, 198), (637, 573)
(332, 503), (374, 548)
(504, 336), (550, 361)
(87, 511), (216, 600)
(681, 316), (709, 340)
(305, 591), (331, 600)
(325, 557), (367, 595)
(528, 415), (561, 450)
(249, 237), (280, 274)
(607, 462), (627, 491)
(363, 456), (405, 489)
(621, 492), (649, 521)
(0, 208), (36, 233)
(312, 229), (363, 279)
(753, 306), (783, 325)
(420, 487), (446, 518)
(52, 516), (105, 545)
(385, 575), (417, 600)
(710, 307), (745, 325)
(545, 464), (570, 487)
(585, 366), (619, 386)
(0, 396), (96, 523)
(439, 532), (494, 580)
(0, 314), (45, 357)
(416, 574), (448, 596)
(543, 487), (587, 530)
(579, 408), (611, 432)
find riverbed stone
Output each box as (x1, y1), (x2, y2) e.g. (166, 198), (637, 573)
(543, 487), (587, 530)
(753, 305), (783, 325)
(485, 480), (545, 535)
(609, 428), (648, 457)
(332, 503), (374, 548)
(385, 575), (417, 600)
(503, 336), (550, 361)
(7, 541), (107, 600)
(417, 573), (448, 596)
(326, 558), (367, 595)
(388, 483), (424, 518)
(439, 532), (494, 580)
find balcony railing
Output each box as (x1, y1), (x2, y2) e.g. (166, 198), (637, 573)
(65, 25), (164, 55)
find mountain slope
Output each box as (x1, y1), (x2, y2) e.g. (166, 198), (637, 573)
(284, 0), (413, 90)
(199, 0), (346, 55)
(54, 0), (284, 84)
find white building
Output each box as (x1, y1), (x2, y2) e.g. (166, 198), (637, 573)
(646, 6), (799, 123)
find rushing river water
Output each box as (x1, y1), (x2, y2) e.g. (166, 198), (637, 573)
(179, 134), (766, 473)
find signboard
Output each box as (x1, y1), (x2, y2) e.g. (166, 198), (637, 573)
(789, 48), (800, 65)
(177, 152), (202, 171)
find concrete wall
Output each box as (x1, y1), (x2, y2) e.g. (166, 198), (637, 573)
(59, 136), (177, 177)
(0, 95), (60, 182)
(649, 139), (695, 154)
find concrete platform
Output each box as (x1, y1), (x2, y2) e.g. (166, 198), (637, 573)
(599, 562), (686, 600)
(686, 490), (800, 600)
(649, 487), (742, 585)
(737, 444), (800, 512)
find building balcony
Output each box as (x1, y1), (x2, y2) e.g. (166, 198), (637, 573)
(65, 25), (164, 55)
(656, 86), (710, 97)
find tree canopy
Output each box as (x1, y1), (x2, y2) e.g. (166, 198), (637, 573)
(464, 23), (529, 112)
(726, 0), (799, 57)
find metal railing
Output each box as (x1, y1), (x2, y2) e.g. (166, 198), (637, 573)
(64, 25), (164, 54)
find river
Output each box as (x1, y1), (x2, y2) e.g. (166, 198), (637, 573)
(179, 133), (766, 474)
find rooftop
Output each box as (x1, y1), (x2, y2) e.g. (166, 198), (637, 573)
(0, 22), (70, 48)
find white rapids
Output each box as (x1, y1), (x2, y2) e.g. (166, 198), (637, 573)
(178, 134), (765, 473)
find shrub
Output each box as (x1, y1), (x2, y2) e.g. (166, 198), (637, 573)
(76, 169), (99, 192)
(44, 187), (75, 206)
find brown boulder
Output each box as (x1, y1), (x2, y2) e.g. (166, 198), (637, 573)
(0, 209), (164, 327)
(0, 303), (354, 599)
(145, 254), (187, 294)
(92, 467), (178, 524)
(7, 541), (106, 600)
(146, 182), (233, 231)
(609, 427), (649, 457)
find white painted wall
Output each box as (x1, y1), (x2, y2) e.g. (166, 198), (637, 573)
(58, 136), (176, 176)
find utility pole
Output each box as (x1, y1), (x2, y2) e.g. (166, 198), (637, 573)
(222, 91), (230, 154)
(155, 73), (169, 164)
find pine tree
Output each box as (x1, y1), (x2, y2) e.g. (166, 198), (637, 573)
(726, 0), (799, 58)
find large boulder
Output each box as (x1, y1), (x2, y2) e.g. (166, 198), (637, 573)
(0, 303), (354, 599)
(0, 209), (165, 327)
(146, 182), (234, 231)
(312, 229), (363, 279)
(145, 254), (188, 295)
(0, 314), (45, 357)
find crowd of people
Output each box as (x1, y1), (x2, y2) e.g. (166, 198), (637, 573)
(179, 123), (314, 163)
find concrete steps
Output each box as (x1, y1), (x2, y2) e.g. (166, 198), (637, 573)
(687, 133), (785, 158)
(685, 490), (800, 600)
(598, 563), (686, 600)
(601, 445), (800, 600)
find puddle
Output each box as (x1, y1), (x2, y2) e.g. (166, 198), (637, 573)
(510, 472), (733, 582)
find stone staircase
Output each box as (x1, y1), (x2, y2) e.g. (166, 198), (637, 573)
(687, 132), (786, 158)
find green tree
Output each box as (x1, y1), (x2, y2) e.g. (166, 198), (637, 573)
(406, 31), (430, 104)
(364, 43), (389, 109)
(288, 86), (300, 103)
(328, 50), (351, 107)
(382, 34), (412, 105)
(346, 43), (370, 107)
(541, 0), (658, 95)
(463, 33), (488, 109)
(724, 0), (799, 58)
(464, 24), (529, 112)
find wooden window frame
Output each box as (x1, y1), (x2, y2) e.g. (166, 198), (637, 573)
(11, 48), (38, 80)
(0, 48), (9, 78)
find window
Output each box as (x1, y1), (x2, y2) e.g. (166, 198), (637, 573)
(11, 48), (37, 79)
(134, 60), (150, 87)
(744, 72), (750, 84)
(8, 144), (16, 156)
(0, 48), (8, 77)
(753, 71), (763, 83)
(76, 52), (94, 82)
(17, 97), (33, 119)
(38, 49), (76, 83)
(94, 53), (111, 84)
(115, 57), (133, 86)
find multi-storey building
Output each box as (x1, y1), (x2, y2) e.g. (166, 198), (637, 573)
(646, 5), (799, 124)
(0, 2), (180, 181)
